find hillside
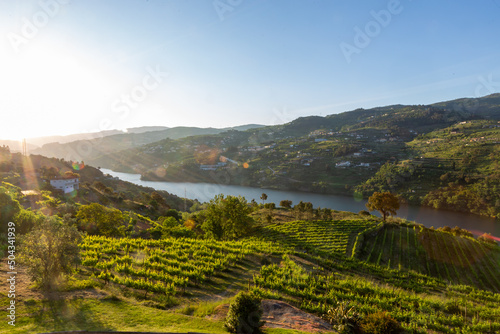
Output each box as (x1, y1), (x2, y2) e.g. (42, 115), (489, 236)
(30, 124), (265, 163)
(1, 147), (499, 333)
(2, 215), (499, 333)
(86, 95), (500, 218)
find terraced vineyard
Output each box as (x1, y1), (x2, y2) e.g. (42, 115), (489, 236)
(260, 219), (377, 255)
(80, 236), (285, 296)
(356, 223), (500, 292)
(253, 255), (500, 334)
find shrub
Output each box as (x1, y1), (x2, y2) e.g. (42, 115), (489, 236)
(323, 301), (361, 334)
(478, 233), (497, 245)
(360, 311), (403, 334)
(263, 203), (275, 210)
(358, 210), (371, 216)
(225, 291), (264, 334)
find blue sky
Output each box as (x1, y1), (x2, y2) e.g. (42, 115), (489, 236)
(1, 0), (499, 139)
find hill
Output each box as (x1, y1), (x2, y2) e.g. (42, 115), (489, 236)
(0, 148), (499, 333)
(2, 215), (499, 333)
(30, 124), (265, 163)
(85, 95), (500, 218)
(24, 126), (172, 148)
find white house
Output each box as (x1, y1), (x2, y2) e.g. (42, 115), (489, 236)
(336, 161), (351, 168)
(50, 177), (80, 194)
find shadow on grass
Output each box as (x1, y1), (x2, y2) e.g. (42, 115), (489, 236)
(27, 296), (112, 332)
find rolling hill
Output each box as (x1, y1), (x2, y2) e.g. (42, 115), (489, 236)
(30, 124), (265, 163)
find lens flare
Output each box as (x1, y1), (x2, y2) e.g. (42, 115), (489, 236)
(72, 161), (85, 171)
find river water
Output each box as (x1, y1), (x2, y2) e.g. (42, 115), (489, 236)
(101, 169), (500, 239)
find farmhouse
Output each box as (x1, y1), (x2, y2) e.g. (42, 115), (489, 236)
(50, 177), (80, 194)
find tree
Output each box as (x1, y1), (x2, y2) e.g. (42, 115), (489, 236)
(366, 192), (400, 221)
(76, 203), (124, 236)
(19, 217), (81, 290)
(0, 188), (21, 228)
(149, 216), (193, 239)
(279, 200), (292, 209)
(14, 209), (45, 234)
(260, 193), (267, 204)
(202, 194), (253, 240)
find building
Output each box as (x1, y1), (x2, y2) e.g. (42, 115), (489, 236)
(336, 161), (351, 168)
(50, 177), (80, 194)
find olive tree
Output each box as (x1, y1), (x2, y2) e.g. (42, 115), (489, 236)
(366, 192), (400, 221)
(19, 217), (81, 290)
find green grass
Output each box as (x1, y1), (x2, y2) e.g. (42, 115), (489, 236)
(0, 294), (316, 334)
(0, 297), (226, 334)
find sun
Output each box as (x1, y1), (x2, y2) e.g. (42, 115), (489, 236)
(0, 40), (117, 141)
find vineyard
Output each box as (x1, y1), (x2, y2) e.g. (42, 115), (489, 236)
(74, 220), (500, 334)
(80, 235), (286, 296)
(355, 223), (500, 292)
(260, 219), (377, 256)
(252, 255), (500, 334)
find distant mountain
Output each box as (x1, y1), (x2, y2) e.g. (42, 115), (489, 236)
(30, 124), (265, 162)
(0, 140), (39, 153)
(81, 93), (500, 219)
(430, 93), (500, 119)
(26, 126), (170, 147)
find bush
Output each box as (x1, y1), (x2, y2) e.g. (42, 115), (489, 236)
(323, 301), (361, 334)
(478, 233), (497, 245)
(263, 203), (275, 210)
(360, 311), (403, 334)
(225, 291), (264, 334)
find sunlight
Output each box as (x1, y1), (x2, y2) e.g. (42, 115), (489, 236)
(0, 41), (116, 140)
(20, 154), (40, 191)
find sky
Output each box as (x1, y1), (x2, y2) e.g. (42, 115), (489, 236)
(1, 0), (500, 140)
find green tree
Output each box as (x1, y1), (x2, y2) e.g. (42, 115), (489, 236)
(260, 193), (267, 205)
(366, 192), (400, 221)
(202, 194), (253, 240)
(0, 188), (21, 228)
(19, 217), (81, 290)
(76, 203), (124, 236)
(14, 209), (45, 234)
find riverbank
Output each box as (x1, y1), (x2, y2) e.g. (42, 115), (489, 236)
(139, 170), (500, 221)
(101, 168), (500, 238)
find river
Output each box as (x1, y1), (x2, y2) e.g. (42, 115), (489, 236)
(101, 168), (500, 239)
